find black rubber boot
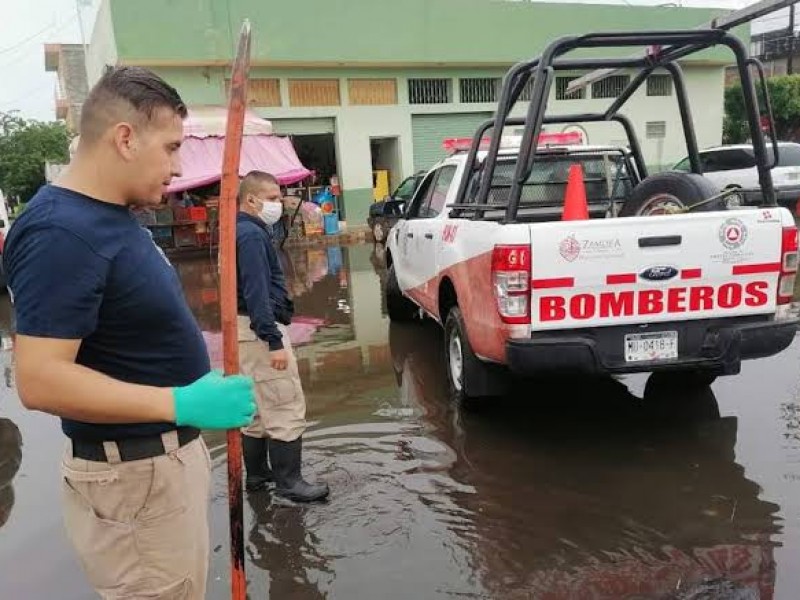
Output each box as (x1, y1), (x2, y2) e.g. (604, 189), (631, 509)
(242, 435), (273, 492)
(269, 437), (329, 503)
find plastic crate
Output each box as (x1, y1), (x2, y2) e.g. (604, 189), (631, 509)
(189, 206), (207, 222)
(155, 207), (174, 224)
(150, 226), (173, 249)
(174, 225), (198, 248)
(134, 209), (157, 226)
(173, 207), (190, 222)
(150, 225), (173, 240)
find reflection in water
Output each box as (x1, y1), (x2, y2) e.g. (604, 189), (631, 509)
(0, 418), (22, 531)
(184, 244), (783, 599)
(246, 493), (330, 599)
(388, 321), (780, 599)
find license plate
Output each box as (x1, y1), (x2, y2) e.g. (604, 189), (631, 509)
(625, 331), (678, 362)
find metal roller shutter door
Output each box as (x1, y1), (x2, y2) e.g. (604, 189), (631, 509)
(411, 112), (492, 172)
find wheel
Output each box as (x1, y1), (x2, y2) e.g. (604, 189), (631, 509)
(386, 264), (417, 322)
(444, 306), (507, 404)
(373, 221), (386, 244)
(619, 173), (724, 217)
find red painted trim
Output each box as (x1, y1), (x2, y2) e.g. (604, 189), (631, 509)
(681, 268), (702, 279)
(732, 262), (781, 275)
(532, 277), (575, 289)
(606, 273), (636, 285)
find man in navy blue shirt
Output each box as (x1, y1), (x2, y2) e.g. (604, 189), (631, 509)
(3, 67), (255, 599)
(236, 171), (329, 503)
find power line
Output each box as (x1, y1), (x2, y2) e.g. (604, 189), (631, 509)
(0, 14), (79, 58)
(0, 78), (56, 111)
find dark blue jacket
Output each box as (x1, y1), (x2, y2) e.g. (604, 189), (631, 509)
(236, 212), (291, 350)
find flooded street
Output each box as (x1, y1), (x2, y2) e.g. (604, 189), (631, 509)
(1, 243), (799, 599)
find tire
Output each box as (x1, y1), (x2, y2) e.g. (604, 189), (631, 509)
(619, 172), (724, 217)
(444, 306), (507, 404)
(386, 264), (417, 322)
(373, 221), (386, 244)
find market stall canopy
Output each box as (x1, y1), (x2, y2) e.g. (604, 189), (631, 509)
(166, 106), (312, 193)
(181, 105), (274, 138)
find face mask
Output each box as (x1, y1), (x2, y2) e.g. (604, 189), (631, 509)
(258, 201), (283, 226)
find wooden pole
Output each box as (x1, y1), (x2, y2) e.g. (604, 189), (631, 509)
(218, 19), (251, 600)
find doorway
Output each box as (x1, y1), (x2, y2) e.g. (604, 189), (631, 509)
(370, 137), (401, 201)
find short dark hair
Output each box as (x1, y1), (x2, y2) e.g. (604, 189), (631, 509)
(79, 66), (188, 143)
(238, 171), (279, 204)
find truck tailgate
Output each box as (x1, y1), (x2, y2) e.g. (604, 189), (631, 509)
(529, 211), (784, 332)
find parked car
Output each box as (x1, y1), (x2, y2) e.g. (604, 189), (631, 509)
(672, 142), (800, 209)
(368, 171), (425, 243)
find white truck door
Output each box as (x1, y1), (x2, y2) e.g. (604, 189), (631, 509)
(412, 164), (458, 315)
(392, 169), (437, 294)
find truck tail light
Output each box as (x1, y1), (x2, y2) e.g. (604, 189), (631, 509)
(778, 226), (798, 305)
(492, 245), (531, 324)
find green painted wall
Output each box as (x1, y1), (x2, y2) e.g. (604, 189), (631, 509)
(341, 188), (374, 226)
(106, 0), (746, 66)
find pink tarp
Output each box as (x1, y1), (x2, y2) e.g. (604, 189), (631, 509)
(167, 135), (312, 193)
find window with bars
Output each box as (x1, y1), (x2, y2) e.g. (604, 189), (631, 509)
(647, 74), (673, 97)
(459, 78), (500, 103)
(646, 121), (667, 139)
(518, 79), (535, 102)
(591, 75), (630, 99)
(555, 77), (586, 100)
(408, 78), (452, 104)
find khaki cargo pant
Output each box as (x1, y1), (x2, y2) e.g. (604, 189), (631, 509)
(237, 316), (307, 442)
(61, 432), (211, 599)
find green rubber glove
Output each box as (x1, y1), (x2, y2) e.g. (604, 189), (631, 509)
(173, 370), (256, 430)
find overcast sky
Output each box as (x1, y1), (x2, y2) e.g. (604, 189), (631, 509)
(0, 0), (788, 123)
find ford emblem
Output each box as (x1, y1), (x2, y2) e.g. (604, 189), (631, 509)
(639, 266), (678, 282)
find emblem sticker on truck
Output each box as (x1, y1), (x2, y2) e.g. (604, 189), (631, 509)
(719, 218), (748, 250)
(558, 234), (623, 262)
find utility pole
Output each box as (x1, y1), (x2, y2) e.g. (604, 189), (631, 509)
(75, 0), (90, 81)
(789, 3), (796, 75)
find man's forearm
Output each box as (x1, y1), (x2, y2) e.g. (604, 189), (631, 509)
(17, 360), (176, 424)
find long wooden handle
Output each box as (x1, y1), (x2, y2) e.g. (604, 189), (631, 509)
(218, 19), (252, 600)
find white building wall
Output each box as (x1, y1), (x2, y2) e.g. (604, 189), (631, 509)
(85, 0), (118, 87)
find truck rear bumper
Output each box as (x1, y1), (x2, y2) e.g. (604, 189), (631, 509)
(506, 316), (799, 377)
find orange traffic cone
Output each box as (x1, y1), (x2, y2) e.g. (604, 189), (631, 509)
(561, 163), (589, 221)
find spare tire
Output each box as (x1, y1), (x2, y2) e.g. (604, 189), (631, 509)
(619, 172), (724, 217)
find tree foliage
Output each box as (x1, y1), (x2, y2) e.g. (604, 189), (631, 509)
(0, 111), (70, 203)
(724, 75), (800, 144)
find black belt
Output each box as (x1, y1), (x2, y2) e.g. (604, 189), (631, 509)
(71, 428), (200, 462)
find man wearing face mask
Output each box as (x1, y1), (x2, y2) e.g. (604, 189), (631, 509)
(236, 171), (329, 503)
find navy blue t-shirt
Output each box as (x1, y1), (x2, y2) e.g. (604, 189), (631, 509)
(3, 185), (211, 441)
